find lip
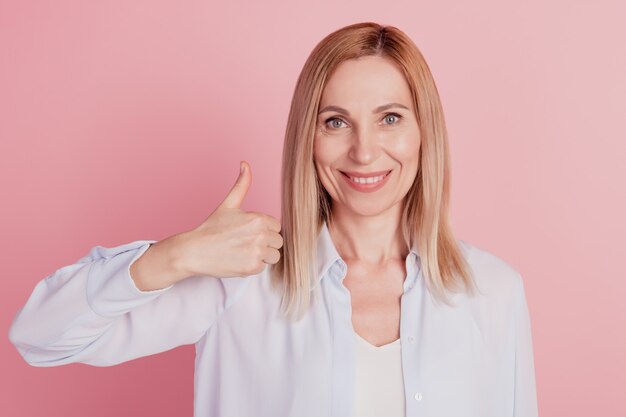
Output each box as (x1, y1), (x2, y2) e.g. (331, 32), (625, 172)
(340, 169), (392, 178)
(339, 169), (392, 193)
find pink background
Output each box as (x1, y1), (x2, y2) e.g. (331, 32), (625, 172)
(2, 0), (625, 416)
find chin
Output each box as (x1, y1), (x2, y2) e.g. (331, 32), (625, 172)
(345, 202), (393, 217)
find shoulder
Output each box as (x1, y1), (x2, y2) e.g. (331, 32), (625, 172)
(455, 241), (532, 354)
(457, 239), (524, 304)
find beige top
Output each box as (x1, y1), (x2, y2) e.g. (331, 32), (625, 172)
(352, 331), (405, 417)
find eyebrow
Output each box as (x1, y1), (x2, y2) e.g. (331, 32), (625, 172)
(318, 102), (410, 116)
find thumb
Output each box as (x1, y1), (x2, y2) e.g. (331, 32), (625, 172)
(218, 161), (251, 210)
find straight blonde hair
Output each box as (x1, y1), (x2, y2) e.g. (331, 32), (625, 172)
(270, 22), (477, 321)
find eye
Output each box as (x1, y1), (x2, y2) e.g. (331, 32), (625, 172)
(324, 117), (347, 129)
(382, 113), (403, 125)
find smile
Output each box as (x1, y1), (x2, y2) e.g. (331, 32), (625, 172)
(339, 170), (392, 193)
(349, 174), (386, 184)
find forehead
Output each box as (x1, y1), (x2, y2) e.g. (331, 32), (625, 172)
(320, 55), (413, 108)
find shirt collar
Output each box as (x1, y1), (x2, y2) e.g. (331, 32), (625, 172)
(311, 220), (421, 292)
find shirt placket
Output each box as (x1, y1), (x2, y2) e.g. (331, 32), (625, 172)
(401, 253), (426, 415)
(323, 259), (354, 417)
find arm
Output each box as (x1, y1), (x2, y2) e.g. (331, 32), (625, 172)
(513, 273), (539, 417)
(7, 240), (243, 367)
(8, 161), (280, 368)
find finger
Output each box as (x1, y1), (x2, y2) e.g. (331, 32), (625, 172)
(266, 231), (284, 250)
(218, 161), (251, 210)
(259, 213), (281, 233)
(262, 247), (281, 264)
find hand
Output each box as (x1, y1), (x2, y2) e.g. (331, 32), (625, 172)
(175, 160), (283, 279)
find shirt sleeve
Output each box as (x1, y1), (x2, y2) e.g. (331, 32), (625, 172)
(8, 240), (244, 367)
(513, 272), (539, 417)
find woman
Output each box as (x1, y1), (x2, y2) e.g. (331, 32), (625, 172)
(8, 22), (538, 417)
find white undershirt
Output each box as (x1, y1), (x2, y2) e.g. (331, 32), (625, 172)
(352, 331), (405, 417)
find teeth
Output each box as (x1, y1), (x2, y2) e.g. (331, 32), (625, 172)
(350, 175), (385, 184)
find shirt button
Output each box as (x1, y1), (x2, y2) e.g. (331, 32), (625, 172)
(414, 392), (423, 401)
(407, 336), (416, 343)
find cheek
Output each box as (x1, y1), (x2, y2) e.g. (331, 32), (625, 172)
(312, 137), (322, 162)
(313, 136), (339, 168)
(390, 130), (421, 162)
(313, 138), (332, 182)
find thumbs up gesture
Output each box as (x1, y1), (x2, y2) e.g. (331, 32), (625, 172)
(178, 161), (283, 279)
(218, 160), (254, 210)
(130, 161), (283, 291)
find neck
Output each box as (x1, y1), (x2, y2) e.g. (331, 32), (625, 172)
(327, 202), (407, 266)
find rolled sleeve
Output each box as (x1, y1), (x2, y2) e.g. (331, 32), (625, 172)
(86, 241), (173, 317)
(8, 239), (230, 367)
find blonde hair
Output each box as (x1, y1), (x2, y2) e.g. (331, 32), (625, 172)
(270, 22), (477, 321)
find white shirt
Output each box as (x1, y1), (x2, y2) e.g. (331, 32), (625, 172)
(353, 332), (405, 417)
(8, 221), (539, 417)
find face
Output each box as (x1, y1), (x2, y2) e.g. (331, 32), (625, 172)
(313, 55), (421, 218)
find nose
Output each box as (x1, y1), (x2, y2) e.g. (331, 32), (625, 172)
(348, 125), (381, 165)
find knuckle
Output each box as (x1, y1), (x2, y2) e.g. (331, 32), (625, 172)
(254, 263), (266, 274)
(252, 245), (264, 261)
(254, 234), (265, 247)
(252, 213), (265, 224)
(245, 260), (259, 275)
(245, 257), (264, 275)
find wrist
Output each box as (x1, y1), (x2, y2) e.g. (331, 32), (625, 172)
(162, 232), (193, 280)
(130, 237), (187, 291)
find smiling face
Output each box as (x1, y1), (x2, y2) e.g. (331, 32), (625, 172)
(313, 55), (421, 218)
